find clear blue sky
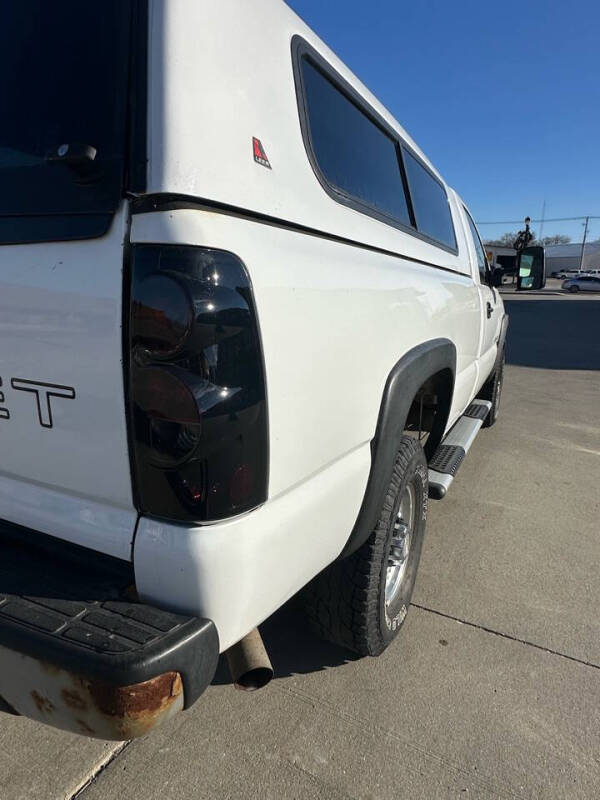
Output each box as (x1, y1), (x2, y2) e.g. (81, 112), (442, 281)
(287, 0), (600, 242)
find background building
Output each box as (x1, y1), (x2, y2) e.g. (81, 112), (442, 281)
(485, 245), (517, 275)
(545, 242), (600, 273)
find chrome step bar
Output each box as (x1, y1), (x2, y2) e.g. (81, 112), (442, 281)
(428, 399), (492, 499)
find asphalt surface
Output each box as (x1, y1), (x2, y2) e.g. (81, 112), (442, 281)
(1, 282), (599, 800)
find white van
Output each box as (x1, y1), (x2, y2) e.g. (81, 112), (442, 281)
(0, 0), (506, 739)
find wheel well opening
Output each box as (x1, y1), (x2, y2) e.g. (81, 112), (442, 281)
(403, 369), (453, 461)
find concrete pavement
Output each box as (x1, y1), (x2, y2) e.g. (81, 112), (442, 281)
(1, 287), (599, 799)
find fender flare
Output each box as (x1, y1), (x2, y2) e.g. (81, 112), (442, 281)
(495, 313), (509, 371)
(339, 338), (456, 559)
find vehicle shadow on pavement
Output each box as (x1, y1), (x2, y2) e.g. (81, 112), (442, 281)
(504, 298), (600, 370)
(211, 599), (357, 685)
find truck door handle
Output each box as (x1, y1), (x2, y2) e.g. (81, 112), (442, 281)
(486, 302), (493, 318)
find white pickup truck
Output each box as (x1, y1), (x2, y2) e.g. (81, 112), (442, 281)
(0, 0), (507, 740)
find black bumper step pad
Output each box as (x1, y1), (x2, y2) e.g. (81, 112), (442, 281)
(463, 402), (490, 421)
(0, 523), (218, 706)
(428, 444), (466, 476)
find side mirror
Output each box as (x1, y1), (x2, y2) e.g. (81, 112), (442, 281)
(517, 246), (546, 291)
(491, 267), (503, 288)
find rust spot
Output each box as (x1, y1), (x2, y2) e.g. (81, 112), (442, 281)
(169, 672), (182, 698)
(76, 719), (95, 735)
(87, 671), (183, 718)
(61, 689), (88, 711)
(31, 691), (55, 714)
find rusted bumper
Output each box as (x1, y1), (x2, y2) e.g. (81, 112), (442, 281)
(0, 524), (219, 740)
(0, 647), (187, 739)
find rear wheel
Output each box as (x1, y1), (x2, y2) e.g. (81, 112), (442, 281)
(303, 436), (428, 656)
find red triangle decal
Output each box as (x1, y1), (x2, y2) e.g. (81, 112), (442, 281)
(252, 137), (271, 169)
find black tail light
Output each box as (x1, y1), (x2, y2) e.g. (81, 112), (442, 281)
(126, 245), (268, 522)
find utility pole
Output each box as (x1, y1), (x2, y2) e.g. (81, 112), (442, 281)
(579, 216), (589, 272)
(538, 199), (546, 243)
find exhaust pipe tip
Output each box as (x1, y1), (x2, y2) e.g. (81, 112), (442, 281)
(225, 628), (273, 692)
(233, 666), (273, 692)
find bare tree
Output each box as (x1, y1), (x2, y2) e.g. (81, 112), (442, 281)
(484, 231), (572, 247)
(483, 232), (520, 247)
(538, 234), (571, 246)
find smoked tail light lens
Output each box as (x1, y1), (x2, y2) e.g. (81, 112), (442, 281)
(127, 245), (268, 522)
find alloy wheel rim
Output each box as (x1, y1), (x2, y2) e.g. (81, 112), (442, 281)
(385, 483), (415, 608)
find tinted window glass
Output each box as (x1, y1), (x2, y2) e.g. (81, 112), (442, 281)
(464, 210), (488, 282)
(301, 58), (411, 226)
(0, 1), (131, 217)
(403, 149), (456, 248)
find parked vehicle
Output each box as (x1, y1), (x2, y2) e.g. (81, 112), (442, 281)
(0, 0), (507, 740)
(553, 269), (581, 279)
(562, 276), (600, 292)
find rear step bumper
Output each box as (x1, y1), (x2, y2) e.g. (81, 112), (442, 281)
(428, 400), (492, 499)
(0, 524), (219, 740)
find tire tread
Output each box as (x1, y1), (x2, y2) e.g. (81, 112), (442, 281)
(303, 436), (424, 657)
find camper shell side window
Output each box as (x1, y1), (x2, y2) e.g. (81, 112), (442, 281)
(292, 36), (457, 255)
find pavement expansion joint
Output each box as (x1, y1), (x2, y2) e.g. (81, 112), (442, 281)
(70, 741), (131, 799)
(411, 603), (600, 672)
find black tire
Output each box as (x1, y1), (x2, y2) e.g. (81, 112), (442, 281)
(569, 284), (580, 293)
(478, 348), (504, 427)
(303, 436), (428, 657)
